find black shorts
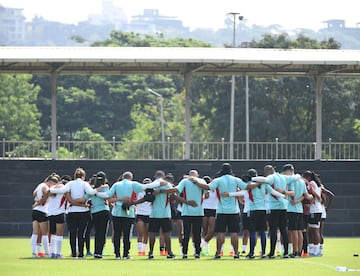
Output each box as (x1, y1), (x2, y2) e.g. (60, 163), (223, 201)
(287, 212), (303, 230)
(171, 209), (182, 220)
(136, 214), (150, 224)
(48, 213), (65, 234)
(215, 213), (240, 233)
(32, 210), (48, 222)
(204, 209), (216, 218)
(149, 218), (172, 233)
(242, 212), (251, 231)
(248, 210), (267, 231)
(303, 214), (310, 229)
(309, 213), (322, 224)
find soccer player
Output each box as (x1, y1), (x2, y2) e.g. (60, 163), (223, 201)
(251, 164), (300, 258)
(284, 166), (313, 258)
(83, 171), (110, 259)
(135, 178), (153, 256)
(191, 163), (260, 259)
(147, 170), (197, 259)
(47, 174), (67, 258)
(201, 176), (217, 256)
(96, 171), (166, 259)
(31, 174), (58, 258)
(50, 168), (99, 258)
(161, 170), (205, 259)
(302, 170), (323, 256)
(224, 169), (286, 259)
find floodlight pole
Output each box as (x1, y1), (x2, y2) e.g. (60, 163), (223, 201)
(228, 12), (243, 159)
(148, 88), (166, 159)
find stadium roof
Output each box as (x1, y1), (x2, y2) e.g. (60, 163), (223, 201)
(1, 46), (360, 77)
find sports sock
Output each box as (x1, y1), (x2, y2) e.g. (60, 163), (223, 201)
(56, 236), (63, 255)
(42, 235), (50, 255)
(137, 242), (142, 252)
(242, 245), (247, 252)
(31, 234), (38, 254)
(36, 242), (42, 254)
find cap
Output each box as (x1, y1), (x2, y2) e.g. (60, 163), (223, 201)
(282, 164), (294, 171)
(96, 171), (106, 180)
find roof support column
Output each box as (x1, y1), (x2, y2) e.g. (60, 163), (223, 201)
(184, 72), (192, 160)
(315, 76), (324, 160)
(50, 73), (57, 160)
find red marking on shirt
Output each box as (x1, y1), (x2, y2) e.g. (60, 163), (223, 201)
(165, 194), (170, 207)
(271, 183), (278, 200)
(131, 191), (136, 202)
(183, 188), (187, 200)
(248, 190), (254, 202)
(216, 188), (221, 201)
(59, 196), (66, 208)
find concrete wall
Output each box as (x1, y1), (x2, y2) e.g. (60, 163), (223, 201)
(0, 159), (359, 236)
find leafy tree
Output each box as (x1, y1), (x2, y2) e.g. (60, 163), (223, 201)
(0, 74), (41, 140)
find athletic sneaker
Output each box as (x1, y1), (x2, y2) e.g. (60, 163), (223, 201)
(123, 255), (131, 260)
(261, 254), (267, 259)
(55, 254), (64, 259)
(32, 253), (38, 258)
(268, 255), (275, 259)
(37, 252), (45, 258)
(213, 254), (221, 259)
(115, 256), (121, 260)
(94, 254), (103, 259)
(229, 250), (234, 256)
(51, 253), (57, 258)
(148, 253), (154, 259)
(283, 254), (290, 258)
(246, 254), (255, 259)
(233, 253), (240, 259)
(201, 251), (209, 256)
(166, 253), (176, 259)
(160, 250), (167, 256)
(182, 254), (188, 259)
(86, 251), (93, 257)
(194, 254), (200, 259)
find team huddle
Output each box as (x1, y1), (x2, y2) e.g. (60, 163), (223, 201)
(31, 163), (334, 260)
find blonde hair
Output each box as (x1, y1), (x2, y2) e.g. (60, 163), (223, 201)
(74, 167), (86, 179)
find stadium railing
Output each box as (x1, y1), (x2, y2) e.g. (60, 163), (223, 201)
(1, 138), (359, 160)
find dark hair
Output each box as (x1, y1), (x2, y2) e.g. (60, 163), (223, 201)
(215, 163), (233, 177)
(203, 176), (212, 184)
(302, 170), (321, 187)
(165, 173), (174, 183)
(61, 175), (72, 184)
(247, 168), (258, 177)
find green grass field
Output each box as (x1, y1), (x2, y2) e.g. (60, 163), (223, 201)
(0, 237), (359, 275)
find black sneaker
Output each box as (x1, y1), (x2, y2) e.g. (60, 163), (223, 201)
(268, 254), (275, 259)
(213, 254), (221, 259)
(194, 253), (200, 259)
(182, 254), (188, 259)
(167, 253), (176, 259)
(123, 255), (131, 260)
(233, 253), (240, 259)
(246, 254), (255, 259)
(283, 254), (290, 259)
(148, 253), (154, 259)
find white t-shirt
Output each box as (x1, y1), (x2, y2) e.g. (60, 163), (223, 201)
(310, 182), (323, 214)
(33, 183), (48, 214)
(135, 191), (152, 216)
(50, 178), (96, 213)
(202, 189), (218, 210)
(47, 184), (66, 216)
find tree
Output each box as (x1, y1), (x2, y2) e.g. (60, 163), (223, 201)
(0, 74), (41, 140)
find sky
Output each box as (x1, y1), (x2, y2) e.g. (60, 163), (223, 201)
(1, 0), (359, 31)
